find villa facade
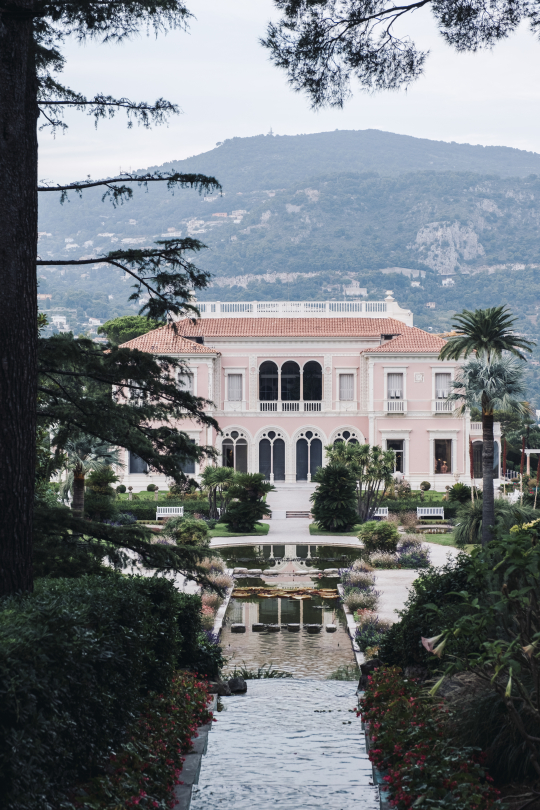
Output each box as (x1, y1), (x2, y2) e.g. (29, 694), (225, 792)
(119, 295), (499, 492)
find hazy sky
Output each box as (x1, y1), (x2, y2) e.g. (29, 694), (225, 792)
(39, 0), (540, 183)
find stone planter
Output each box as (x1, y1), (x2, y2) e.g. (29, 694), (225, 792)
(231, 624), (246, 633)
(287, 623), (300, 632)
(252, 623), (266, 632)
(305, 624), (322, 634)
(267, 624), (281, 632)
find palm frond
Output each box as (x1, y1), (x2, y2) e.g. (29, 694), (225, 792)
(439, 306), (535, 361)
(447, 356), (530, 415)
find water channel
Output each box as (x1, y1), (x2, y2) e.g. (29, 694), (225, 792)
(189, 541), (378, 809)
(191, 679), (378, 810)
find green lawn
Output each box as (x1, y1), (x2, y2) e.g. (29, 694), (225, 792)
(309, 523), (362, 537)
(209, 522), (270, 538)
(421, 533), (458, 547)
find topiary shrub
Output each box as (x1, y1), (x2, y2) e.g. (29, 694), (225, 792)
(146, 483), (158, 492)
(359, 520), (400, 554)
(310, 463), (358, 532)
(420, 481), (431, 491)
(116, 484), (126, 494)
(162, 516), (209, 546)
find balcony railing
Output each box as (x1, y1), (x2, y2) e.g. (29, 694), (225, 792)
(385, 399), (407, 413)
(433, 399), (453, 413)
(258, 401), (322, 412)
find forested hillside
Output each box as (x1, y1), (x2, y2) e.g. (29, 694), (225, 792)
(38, 129), (540, 404)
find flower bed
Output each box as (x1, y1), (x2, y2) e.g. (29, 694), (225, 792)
(358, 667), (500, 810)
(339, 561), (380, 612)
(73, 672), (212, 810)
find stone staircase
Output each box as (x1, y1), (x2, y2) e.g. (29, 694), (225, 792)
(286, 510), (311, 518)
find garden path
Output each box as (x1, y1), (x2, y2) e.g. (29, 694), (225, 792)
(190, 679), (378, 810)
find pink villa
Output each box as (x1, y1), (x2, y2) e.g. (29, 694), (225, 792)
(119, 294), (499, 492)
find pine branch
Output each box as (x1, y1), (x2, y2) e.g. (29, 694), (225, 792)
(37, 171), (222, 206)
(37, 239), (210, 321)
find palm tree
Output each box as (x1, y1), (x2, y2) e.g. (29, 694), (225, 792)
(199, 465), (236, 520)
(439, 306), (535, 363)
(59, 435), (122, 517)
(448, 356), (530, 545)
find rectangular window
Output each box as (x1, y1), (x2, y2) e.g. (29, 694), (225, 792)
(180, 438), (196, 475)
(435, 372), (451, 399)
(227, 374), (243, 401)
(434, 439), (452, 474)
(387, 439), (404, 473)
(179, 372), (193, 393)
(129, 453), (148, 474)
(387, 373), (403, 399)
(339, 373), (354, 401)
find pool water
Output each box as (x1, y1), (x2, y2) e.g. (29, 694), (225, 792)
(222, 592), (356, 679)
(191, 679), (378, 810)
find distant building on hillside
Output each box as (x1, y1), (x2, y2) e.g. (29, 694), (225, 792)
(212, 213), (228, 218)
(116, 294), (495, 493)
(442, 278), (455, 287)
(425, 302), (436, 309)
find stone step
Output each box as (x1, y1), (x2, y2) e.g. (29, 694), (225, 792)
(286, 510), (311, 518)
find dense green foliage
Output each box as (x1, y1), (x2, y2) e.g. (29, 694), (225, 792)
(98, 315), (164, 345)
(360, 668), (499, 809)
(222, 473), (273, 532)
(162, 516), (210, 545)
(358, 520), (400, 554)
(0, 575), (210, 810)
(378, 557), (477, 669)
(75, 672), (212, 810)
(310, 463), (358, 531)
(84, 466), (120, 522)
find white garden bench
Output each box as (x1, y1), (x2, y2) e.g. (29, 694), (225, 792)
(374, 507), (389, 518)
(156, 506), (184, 521)
(417, 507), (445, 520)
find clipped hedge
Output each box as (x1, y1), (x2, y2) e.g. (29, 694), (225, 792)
(0, 575), (205, 810)
(122, 499), (210, 520)
(383, 499), (458, 520)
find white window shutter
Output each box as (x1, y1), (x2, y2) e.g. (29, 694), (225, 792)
(228, 374), (243, 401)
(387, 373), (403, 399)
(435, 373), (451, 399)
(179, 372), (193, 393)
(339, 374), (354, 401)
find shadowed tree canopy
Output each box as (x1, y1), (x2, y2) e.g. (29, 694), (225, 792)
(0, 0), (224, 596)
(263, 0), (540, 107)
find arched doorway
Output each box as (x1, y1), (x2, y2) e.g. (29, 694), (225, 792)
(303, 361), (322, 401)
(281, 361), (300, 404)
(222, 430), (248, 472)
(259, 430), (286, 481)
(296, 430), (323, 481)
(259, 361), (278, 403)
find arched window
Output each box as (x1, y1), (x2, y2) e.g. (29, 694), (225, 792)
(259, 430), (285, 481)
(259, 361), (278, 401)
(303, 361), (322, 401)
(296, 430), (322, 481)
(281, 361), (300, 401)
(222, 430), (248, 472)
(333, 430), (360, 446)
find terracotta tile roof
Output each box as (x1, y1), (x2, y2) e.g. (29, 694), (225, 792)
(119, 325), (220, 354)
(176, 317), (408, 337)
(364, 329), (446, 353)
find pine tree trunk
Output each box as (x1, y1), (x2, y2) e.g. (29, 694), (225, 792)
(482, 410), (495, 546)
(72, 475), (86, 518)
(0, 3), (39, 595)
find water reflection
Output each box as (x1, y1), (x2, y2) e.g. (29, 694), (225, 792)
(219, 544), (360, 569)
